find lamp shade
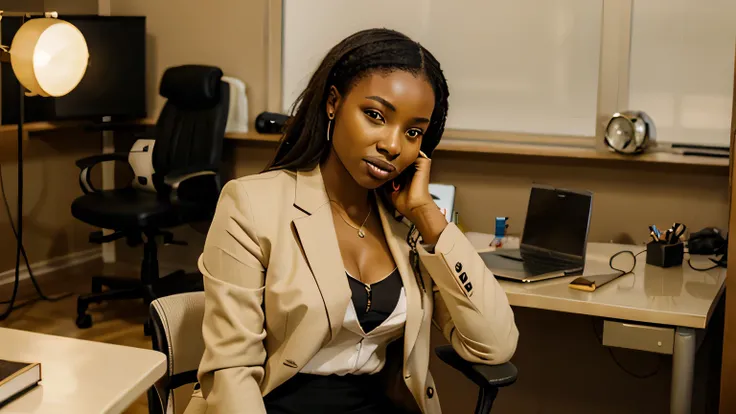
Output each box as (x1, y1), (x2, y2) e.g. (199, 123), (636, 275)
(9, 18), (89, 97)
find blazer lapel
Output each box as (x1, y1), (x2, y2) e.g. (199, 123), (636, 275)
(377, 201), (423, 363)
(292, 167), (351, 343)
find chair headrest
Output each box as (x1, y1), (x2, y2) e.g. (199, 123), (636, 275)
(159, 65), (224, 109)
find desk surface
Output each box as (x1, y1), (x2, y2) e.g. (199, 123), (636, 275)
(0, 328), (166, 414)
(470, 236), (726, 329)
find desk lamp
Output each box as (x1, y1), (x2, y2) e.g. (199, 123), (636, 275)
(0, 11), (88, 320)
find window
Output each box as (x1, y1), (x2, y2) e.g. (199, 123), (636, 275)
(628, 0), (736, 147)
(282, 0), (603, 137)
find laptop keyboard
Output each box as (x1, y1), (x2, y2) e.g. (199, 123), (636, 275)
(523, 254), (580, 274)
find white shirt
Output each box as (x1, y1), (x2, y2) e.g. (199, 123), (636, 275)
(300, 287), (407, 375)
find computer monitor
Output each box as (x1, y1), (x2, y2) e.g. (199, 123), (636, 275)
(520, 184), (593, 259)
(1, 15), (146, 124)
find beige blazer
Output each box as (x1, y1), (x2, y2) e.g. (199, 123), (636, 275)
(187, 166), (518, 414)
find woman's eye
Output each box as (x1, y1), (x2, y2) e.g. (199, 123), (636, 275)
(364, 110), (384, 122)
(406, 129), (423, 139)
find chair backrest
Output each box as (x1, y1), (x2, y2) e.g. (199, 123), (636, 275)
(150, 291), (206, 414)
(152, 65), (229, 191)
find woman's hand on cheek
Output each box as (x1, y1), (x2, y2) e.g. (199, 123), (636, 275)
(391, 156), (448, 245)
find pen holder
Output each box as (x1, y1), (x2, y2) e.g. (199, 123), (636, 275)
(646, 241), (684, 268)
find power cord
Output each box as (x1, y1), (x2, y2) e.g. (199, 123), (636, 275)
(608, 249), (646, 275)
(590, 248), (660, 379)
(0, 164), (72, 311)
(687, 259), (721, 272)
(0, 81), (24, 321)
(685, 239), (728, 272)
(591, 317), (662, 379)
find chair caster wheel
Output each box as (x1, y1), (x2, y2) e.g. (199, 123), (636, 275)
(76, 314), (92, 329)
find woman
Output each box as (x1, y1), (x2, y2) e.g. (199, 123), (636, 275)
(190, 28), (518, 414)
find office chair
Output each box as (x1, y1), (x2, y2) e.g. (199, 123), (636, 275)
(71, 65), (229, 330)
(149, 292), (518, 414)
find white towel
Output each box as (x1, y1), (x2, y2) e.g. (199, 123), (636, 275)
(222, 76), (249, 133)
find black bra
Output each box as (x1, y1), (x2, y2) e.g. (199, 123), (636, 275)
(347, 269), (403, 334)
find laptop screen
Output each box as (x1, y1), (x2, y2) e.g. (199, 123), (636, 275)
(521, 186), (592, 258)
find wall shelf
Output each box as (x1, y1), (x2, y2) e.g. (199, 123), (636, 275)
(5, 119), (727, 170)
(226, 130), (729, 170)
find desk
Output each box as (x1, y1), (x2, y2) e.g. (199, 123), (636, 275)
(0, 328), (166, 414)
(472, 237), (726, 414)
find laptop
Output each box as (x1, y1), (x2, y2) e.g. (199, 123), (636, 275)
(480, 184), (593, 283)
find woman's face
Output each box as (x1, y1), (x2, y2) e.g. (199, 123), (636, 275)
(326, 70), (435, 190)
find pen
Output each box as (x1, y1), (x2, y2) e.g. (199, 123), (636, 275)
(649, 225), (661, 242)
(649, 230), (659, 243)
(663, 229), (672, 244)
(671, 223), (686, 244)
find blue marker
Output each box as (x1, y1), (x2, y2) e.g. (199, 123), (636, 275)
(651, 224), (661, 240)
(495, 217), (508, 237)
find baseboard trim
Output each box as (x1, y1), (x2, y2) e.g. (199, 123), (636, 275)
(0, 248), (102, 286)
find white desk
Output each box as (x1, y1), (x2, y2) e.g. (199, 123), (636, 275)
(471, 236), (726, 414)
(0, 328), (166, 414)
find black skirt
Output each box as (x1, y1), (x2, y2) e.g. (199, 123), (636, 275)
(264, 373), (408, 414)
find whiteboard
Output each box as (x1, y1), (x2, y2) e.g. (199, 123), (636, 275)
(282, 0), (603, 137)
(629, 0), (736, 147)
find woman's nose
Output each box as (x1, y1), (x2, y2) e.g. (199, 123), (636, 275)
(377, 129), (401, 160)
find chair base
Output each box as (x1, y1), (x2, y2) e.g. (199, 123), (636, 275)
(76, 270), (203, 331)
(76, 227), (203, 332)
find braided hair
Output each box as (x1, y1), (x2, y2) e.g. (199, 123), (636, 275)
(267, 28), (450, 171)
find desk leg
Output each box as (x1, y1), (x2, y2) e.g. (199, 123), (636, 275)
(101, 118), (116, 264)
(671, 327), (696, 414)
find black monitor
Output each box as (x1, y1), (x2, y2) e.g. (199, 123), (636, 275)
(520, 184), (593, 259)
(1, 15), (146, 124)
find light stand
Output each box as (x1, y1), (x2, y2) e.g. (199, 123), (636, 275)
(0, 13), (26, 321)
(0, 11), (88, 320)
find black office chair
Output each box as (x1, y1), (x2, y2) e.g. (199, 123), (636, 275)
(71, 65), (229, 330)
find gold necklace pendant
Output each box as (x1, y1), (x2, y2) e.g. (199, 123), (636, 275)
(328, 199), (371, 239)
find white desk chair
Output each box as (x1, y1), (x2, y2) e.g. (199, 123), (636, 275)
(149, 292), (517, 414)
(149, 292), (206, 414)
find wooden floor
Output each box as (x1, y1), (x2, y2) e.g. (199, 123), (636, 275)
(0, 259), (153, 414)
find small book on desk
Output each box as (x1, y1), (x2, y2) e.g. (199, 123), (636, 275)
(0, 359), (41, 407)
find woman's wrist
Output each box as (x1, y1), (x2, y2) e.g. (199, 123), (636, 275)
(409, 204), (448, 246)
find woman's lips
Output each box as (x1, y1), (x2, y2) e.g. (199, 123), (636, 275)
(363, 157), (395, 180)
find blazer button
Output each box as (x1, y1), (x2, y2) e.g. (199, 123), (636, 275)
(426, 386), (435, 399)
(455, 262), (462, 273)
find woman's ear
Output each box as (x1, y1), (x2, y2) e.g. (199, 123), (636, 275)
(326, 86), (342, 119)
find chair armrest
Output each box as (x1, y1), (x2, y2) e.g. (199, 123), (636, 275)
(434, 345), (518, 388)
(75, 153), (130, 194)
(163, 165), (219, 203)
(75, 152), (129, 169)
(163, 164), (218, 187)
(165, 170), (216, 190)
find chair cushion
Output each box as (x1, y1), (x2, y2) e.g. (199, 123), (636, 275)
(71, 188), (212, 230)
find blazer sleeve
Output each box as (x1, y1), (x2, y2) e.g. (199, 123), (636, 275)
(197, 180), (268, 414)
(417, 223), (519, 364)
